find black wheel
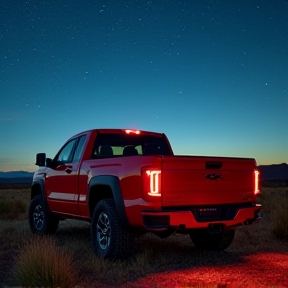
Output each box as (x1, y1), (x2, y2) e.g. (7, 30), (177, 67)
(28, 195), (59, 234)
(91, 199), (135, 259)
(190, 229), (235, 251)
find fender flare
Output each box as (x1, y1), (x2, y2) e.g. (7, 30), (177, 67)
(31, 177), (50, 212)
(88, 175), (131, 229)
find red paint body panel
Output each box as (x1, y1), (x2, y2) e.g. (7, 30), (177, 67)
(45, 162), (80, 215)
(33, 128), (261, 231)
(161, 156), (257, 207)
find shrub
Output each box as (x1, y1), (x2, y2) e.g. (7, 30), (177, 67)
(13, 236), (73, 288)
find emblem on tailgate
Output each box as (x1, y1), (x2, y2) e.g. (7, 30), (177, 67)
(205, 174), (225, 180)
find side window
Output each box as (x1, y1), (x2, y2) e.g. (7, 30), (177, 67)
(55, 139), (77, 164)
(73, 135), (87, 162)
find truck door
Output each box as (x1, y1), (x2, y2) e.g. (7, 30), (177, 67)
(45, 135), (87, 215)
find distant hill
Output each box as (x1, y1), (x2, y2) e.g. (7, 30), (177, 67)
(0, 171), (34, 178)
(257, 163), (288, 180)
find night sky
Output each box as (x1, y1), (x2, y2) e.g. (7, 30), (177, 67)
(1, 0), (287, 172)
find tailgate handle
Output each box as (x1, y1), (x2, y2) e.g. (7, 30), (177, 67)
(206, 162), (222, 169)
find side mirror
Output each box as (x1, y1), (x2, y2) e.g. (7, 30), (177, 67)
(36, 153), (46, 166)
(46, 158), (53, 167)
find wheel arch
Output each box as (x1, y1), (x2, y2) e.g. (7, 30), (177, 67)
(88, 175), (131, 229)
(31, 182), (43, 200)
(31, 179), (50, 212)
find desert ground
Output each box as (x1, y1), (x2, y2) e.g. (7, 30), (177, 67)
(0, 187), (287, 288)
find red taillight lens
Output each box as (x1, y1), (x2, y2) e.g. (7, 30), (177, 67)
(254, 170), (260, 195)
(142, 167), (161, 197)
(146, 170), (161, 196)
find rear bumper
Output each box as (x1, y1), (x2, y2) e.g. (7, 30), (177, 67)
(141, 204), (262, 231)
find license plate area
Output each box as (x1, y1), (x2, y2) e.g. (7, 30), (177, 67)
(197, 207), (222, 218)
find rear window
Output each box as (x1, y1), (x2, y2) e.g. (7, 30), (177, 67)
(92, 133), (172, 158)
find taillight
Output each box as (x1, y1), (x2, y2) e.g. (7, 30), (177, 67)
(254, 170), (260, 195)
(142, 167), (161, 197)
(146, 170), (161, 196)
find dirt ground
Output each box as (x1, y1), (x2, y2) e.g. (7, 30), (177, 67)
(1, 188), (288, 288)
(121, 252), (288, 288)
(77, 209), (288, 288)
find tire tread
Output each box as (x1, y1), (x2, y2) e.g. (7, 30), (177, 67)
(91, 199), (135, 258)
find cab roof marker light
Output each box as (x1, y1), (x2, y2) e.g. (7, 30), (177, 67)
(125, 129), (140, 134)
(254, 170), (260, 195)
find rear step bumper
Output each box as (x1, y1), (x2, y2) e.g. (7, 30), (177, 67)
(141, 204), (261, 231)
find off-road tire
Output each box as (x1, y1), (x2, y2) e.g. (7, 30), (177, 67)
(91, 198), (135, 259)
(190, 229), (235, 251)
(28, 195), (59, 234)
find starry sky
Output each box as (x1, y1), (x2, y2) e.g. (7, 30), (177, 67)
(0, 0), (287, 172)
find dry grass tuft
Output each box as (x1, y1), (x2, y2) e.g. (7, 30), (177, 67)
(91, 256), (130, 285)
(134, 247), (153, 274)
(13, 236), (74, 288)
(0, 189), (30, 219)
(0, 197), (27, 219)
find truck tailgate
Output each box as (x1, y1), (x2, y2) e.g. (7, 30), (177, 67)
(161, 156), (256, 207)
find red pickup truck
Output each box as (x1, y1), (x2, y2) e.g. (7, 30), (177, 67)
(29, 129), (261, 258)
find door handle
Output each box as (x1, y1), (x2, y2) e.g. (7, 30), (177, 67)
(65, 166), (72, 174)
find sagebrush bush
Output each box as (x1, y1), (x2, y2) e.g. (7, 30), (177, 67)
(13, 236), (73, 288)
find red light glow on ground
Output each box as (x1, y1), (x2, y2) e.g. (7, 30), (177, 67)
(123, 252), (288, 288)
